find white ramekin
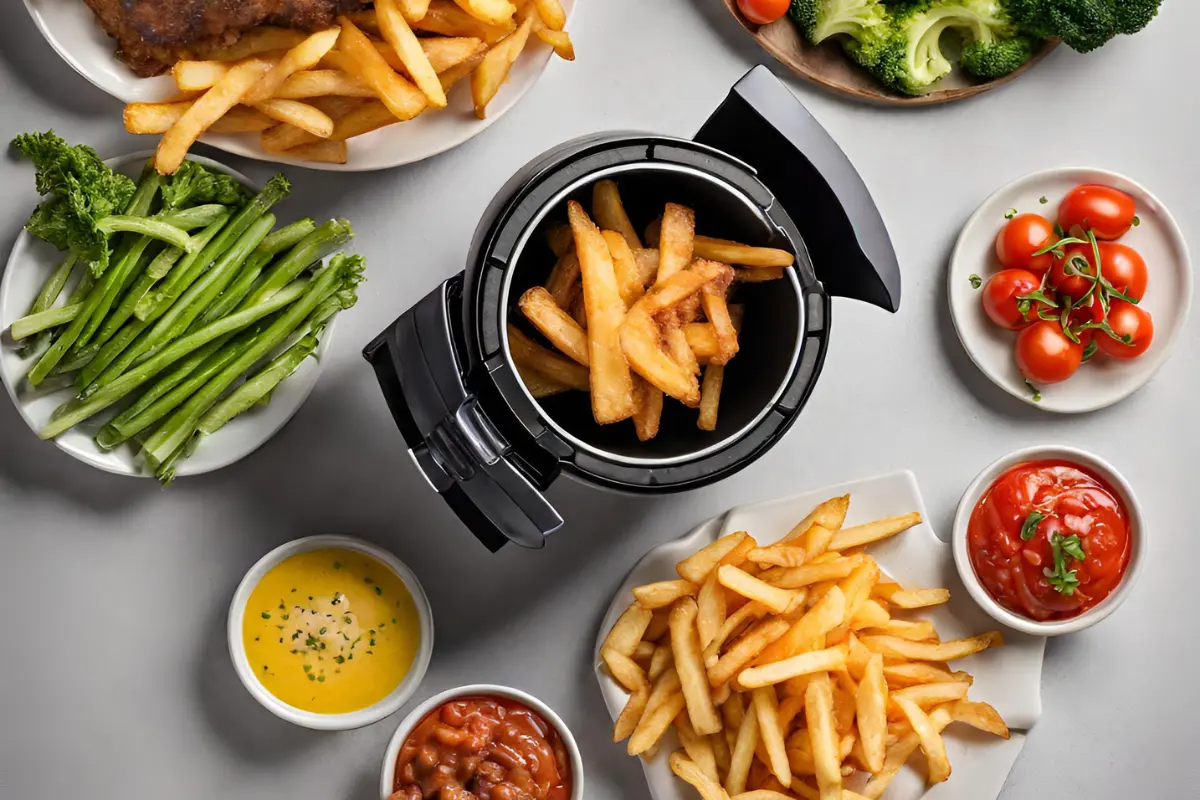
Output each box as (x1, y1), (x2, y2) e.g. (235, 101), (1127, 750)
(228, 535), (434, 730)
(952, 445), (1145, 636)
(380, 684), (584, 800)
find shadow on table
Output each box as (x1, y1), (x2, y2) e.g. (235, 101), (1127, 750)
(0, 8), (113, 116)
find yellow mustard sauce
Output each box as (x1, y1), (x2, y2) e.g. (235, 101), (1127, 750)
(242, 548), (420, 714)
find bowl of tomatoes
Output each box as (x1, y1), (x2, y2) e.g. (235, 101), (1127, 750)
(948, 168), (1192, 413)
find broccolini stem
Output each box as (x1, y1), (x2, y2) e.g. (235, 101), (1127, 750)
(197, 330), (320, 435)
(10, 303), (83, 340)
(95, 216), (197, 252)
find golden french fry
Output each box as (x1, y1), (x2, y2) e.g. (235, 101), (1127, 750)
(828, 513), (923, 551)
(708, 617), (791, 688)
(453, 0), (517, 26)
(734, 267), (785, 283)
(732, 792), (793, 800)
(726, 695), (759, 795)
(543, 251), (580, 310)
(805, 673), (842, 800)
(535, 26), (576, 60)
(376, 0), (448, 107)
(632, 378), (663, 442)
(125, 102), (273, 135)
(893, 696), (950, 784)
(254, 99), (334, 137)
(603, 647), (650, 694)
(855, 654), (887, 773)
(657, 203), (696, 282)
(632, 640), (655, 662)
(882, 662), (967, 687)
(718, 566), (795, 615)
(768, 556), (864, 590)
(844, 632), (872, 682)
(173, 60), (229, 92)
(399, 0), (432, 20)
(602, 603), (654, 657)
(748, 545), (807, 569)
(649, 642), (673, 680)
(471, 15), (533, 118)
(644, 609), (671, 642)
(859, 631), (1004, 662)
(593, 180), (641, 250)
(697, 572), (727, 650)
(888, 588), (951, 609)
(946, 700), (1010, 739)
(783, 496), (851, 543)
(156, 59), (273, 174)
(697, 363), (724, 432)
(676, 713), (719, 782)
(867, 619), (937, 642)
(755, 586), (846, 666)
(284, 139), (348, 164)
(633, 248), (660, 285)
(738, 648), (846, 690)
(629, 691), (686, 756)
(519, 286), (589, 366)
(244, 28), (342, 105)
(534, 0), (568, 29)
(670, 597), (723, 736)
(604, 230), (645, 308)
(702, 286), (740, 365)
(684, 323), (721, 361)
(670, 751), (730, 800)
(889, 682), (970, 715)
(567, 201), (636, 423)
(645, 666), (683, 715)
(634, 579), (698, 610)
(415, 0), (514, 41)
(273, 70), (374, 98)
(546, 225), (574, 257)
(849, 599), (890, 631)
(194, 27), (308, 61)
(507, 324), (590, 391)
(753, 687), (792, 786)
(673, 539), (737, 591)
(613, 687), (649, 742)
(336, 16), (428, 121)
(694, 237), (795, 268)
(666, 323), (701, 376)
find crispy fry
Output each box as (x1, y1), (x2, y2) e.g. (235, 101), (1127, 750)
(173, 60), (229, 92)
(755, 586), (846, 666)
(337, 15), (428, 121)
(507, 324), (589, 391)
(415, 0), (514, 42)
(516, 363), (568, 398)
(849, 599), (890, 631)
(546, 225), (574, 257)
(634, 580), (698, 610)
(768, 557), (864, 590)
(629, 691), (686, 756)
(156, 59), (273, 174)
(602, 603), (654, 657)
(593, 180), (641, 250)
(671, 598), (723, 736)
(866, 619), (937, 642)
(726, 695), (760, 795)
(649, 642), (673, 680)
(888, 588), (952, 609)
(273, 69), (374, 98)
(604, 230), (645, 308)
(694, 237), (795, 268)
(684, 323), (721, 360)
(399, 0), (433, 20)
(471, 15), (533, 118)
(657, 203), (696, 283)
(633, 248), (660, 285)
(702, 285), (740, 365)
(697, 572), (728, 650)
(603, 647), (650, 694)
(708, 617), (792, 688)
(881, 662), (967, 687)
(805, 673), (842, 800)
(667, 323), (701, 376)
(534, 0), (568, 29)
(677, 531), (750, 593)
(254, 99), (334, 137)
(376, 0), (448, 107)
(859, 632), (1004, 662)
(645, 666), (683, 715)
(893, 696), (950, 784)
(519, 286), (589, 366)
(783, 497), (851, 543)
(613, 687), (649, 742)
(748, 545), (807, 569)
(946, 700), (1010, 739)
(544, 252), (581, 309)
(697, 363), (724, 432)
(889, 682), (970, 714)
(671, 751), (730, 800)
(828, 513), (923, 551)
(244, 28), (342, 105)
(676, 713), (720, 782)
(568, 201), (636, 423)
(753, 687), (792, 786)
(632, 640), (655, 662)
(453, 0), (517, 26)
(739, 647), (846, 690)
(125, 102), (274, 135)
(632, 378), (664, 442)
(719, 566), (796, 615)
(644, 609), (671, 643)
(284, 139), (348, 164)
(734, 266), (786, 283)
(855, 654), (887, 773)
(535, 26), (576, 60)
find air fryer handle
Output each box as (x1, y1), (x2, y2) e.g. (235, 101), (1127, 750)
(695, 65), (901, 313)
(363, 277), (563, 552)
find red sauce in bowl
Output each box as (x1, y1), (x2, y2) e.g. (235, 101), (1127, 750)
(968, 460), (1132, 622)
(390, 695), (572, 800)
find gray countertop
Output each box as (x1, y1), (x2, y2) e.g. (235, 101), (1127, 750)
(2, 1), (1197, 797)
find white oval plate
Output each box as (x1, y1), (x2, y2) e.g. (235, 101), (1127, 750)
(948, 167), (1192, 413)
(594, 471), (1047, 800)
(23, 0), (574, 172)
(1, 152), (332, 478)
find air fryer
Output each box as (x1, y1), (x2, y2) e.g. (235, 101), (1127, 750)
(364, 66), (902, 551)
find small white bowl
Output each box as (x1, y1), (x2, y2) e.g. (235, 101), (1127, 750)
(227, 535), (433, 730)
(948, 167), (1192, 413)
(952, 445), (1145, 636)
(380, 684), (584, 800)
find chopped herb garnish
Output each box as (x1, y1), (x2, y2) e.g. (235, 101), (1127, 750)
(392, 618), (397, 624)
(319, 627), (327, 635)
(1132, 215), (1141, 227)
(374, 586), (382, 596)
(348, 653), (354, 661)
(369, 639), (376, 647)
(1004, 208), (1017, 220)
(291, 588), (297, 593)
(303, 664), (312, 673)
(364, 576), (375, 584)
(1020, 511), (1046, 541)
(344, 616), (353, 625)
(292, 631), (301, 640)
(335, 655), (345, 664)
(308, 596), (313, 601)
(333, 561), (341, 569)
(261, 612), (271, 619)
(1024, 379), (1042, 403)
(319, 642), (326, 650)
(367, 650), (374, 655)
(318, 675), (325, 683)
(369, 629), (376, 636)
(254, 637), (260, 642)
(278, 601), (285, 610)
(263, 665), (268, 671)
(968, 274), (982, 289)
(1044, 533), (1085, 596)
(278, 638), (283, 644)
(1039, 196), (1048, 204)
(308, 673), (316, 681)
(282, 613), (290, 620)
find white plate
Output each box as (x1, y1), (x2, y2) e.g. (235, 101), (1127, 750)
(23, 0), (574, 172)
(594, 471), (1046, 800)
(1, 152), (332, 478)
(948, 167), (1192, 413)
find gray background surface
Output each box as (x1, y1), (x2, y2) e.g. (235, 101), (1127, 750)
(1, 0), (1196, 797)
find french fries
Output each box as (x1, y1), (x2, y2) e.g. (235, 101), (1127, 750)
(122, 0), (573, 169)
(519, 286), (589, 365)
(603, 494), (1009, 799)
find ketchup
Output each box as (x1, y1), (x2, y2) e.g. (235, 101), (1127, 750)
(967, 460), (1131, 621)
(391, 695), (571, 800)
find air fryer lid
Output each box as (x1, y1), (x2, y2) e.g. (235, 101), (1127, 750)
(365, 66), (902, 551)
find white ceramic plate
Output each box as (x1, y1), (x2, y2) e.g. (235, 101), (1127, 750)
(1, 152), (332, 478)
(23, 0), (574, 172)
(594, 471), (1047, 800)
(948, 168), (1192, 413)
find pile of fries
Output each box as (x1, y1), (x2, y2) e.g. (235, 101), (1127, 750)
(124, 0), (574, 171)
(511, 180), (793, 438)
(600, 495), (1009, 800)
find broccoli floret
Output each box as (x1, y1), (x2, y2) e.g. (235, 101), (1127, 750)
(791, 0), (895, 67)
(1005, 0), (1161, 53)
(961, 35), (1035, 78)
(870, 1), (1015, 95)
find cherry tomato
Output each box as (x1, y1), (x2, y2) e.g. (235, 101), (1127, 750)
(995, 214), (1057, 274)
(982, 269), (1044, 330)
(1015, 321), (1083, 384)
(1095, 301), (1154, 359)
(1098, 242), (1148, 300)
(736, 0), (790, 24)
(1058, 185), (1137, 240)
(1049, 244), (1096, 302)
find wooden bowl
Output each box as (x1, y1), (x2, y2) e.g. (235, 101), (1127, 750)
(722, 2), (1058, 106)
